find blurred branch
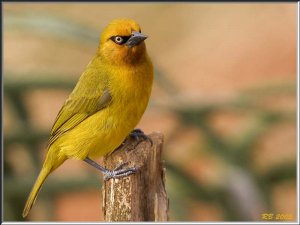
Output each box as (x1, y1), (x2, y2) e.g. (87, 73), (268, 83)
(241, 82), (296, 97)
(5, 91), (29, 130)
(174, 106), (236, 162)
(4, 129), (49, 147)
(171, 82), (296, 163)
(4, 74), (76, 91)
(5, 174), (101, 198)
(4, 13), (99, 44)
(232, 110), (293, 167)
(263, 162), (297, 184)
(166, 162), (221, 201)
(166, 161), (238, 220)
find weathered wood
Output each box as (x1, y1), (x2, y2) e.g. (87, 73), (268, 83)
(102, 132), (168, 221)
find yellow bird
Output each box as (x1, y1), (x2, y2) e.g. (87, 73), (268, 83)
(22, 18), (153, 218)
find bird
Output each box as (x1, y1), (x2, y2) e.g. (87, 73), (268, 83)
(22, 18), (153, 218)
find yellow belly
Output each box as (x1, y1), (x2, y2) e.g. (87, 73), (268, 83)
(51, 61), (153, 161)
(53, 93), (148, 160)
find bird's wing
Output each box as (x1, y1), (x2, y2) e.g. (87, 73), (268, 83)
(47, 70), (112, 148)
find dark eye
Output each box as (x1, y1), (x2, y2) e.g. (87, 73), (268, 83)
(111, 36), (130, 45)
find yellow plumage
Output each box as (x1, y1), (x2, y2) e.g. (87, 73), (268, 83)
(23, 18), (153, 218)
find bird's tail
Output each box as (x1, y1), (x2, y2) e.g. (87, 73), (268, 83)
(22, 165), (52, 218)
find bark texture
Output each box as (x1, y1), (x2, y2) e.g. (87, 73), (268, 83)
(102, 132), (168, 221)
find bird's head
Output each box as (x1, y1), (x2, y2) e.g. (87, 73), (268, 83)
(98, 18), (148, 65)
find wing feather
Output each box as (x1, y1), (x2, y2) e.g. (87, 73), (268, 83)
(47, 67), (112, 148)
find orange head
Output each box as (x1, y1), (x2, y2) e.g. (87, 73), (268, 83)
(98, 18), (148, 65)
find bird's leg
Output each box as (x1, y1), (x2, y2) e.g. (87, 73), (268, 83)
(129, 128), (153, 146)
(83, 157), (136, 181)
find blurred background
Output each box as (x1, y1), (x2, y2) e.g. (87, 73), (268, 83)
(3, 2), (298, 222)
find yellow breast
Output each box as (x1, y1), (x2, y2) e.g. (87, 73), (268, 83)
(55, 58), (153, 160)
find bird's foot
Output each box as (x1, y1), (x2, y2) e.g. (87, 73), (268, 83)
(115, 129), (152, 152)
(103, 162), (137, 181)
(129, 129), (153, 147)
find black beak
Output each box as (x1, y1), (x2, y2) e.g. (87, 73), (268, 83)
(125, 31), (148, 48)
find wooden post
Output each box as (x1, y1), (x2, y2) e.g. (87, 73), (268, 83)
(102, 132), (168, 221)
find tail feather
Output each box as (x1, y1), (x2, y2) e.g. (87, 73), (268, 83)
(22, 166), (51, 217)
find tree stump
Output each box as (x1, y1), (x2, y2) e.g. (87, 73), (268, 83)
(102, 132), (168, 221)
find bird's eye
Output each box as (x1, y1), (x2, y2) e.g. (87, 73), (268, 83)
(114, 36), (124, 44)
(110, 36), (130, 45)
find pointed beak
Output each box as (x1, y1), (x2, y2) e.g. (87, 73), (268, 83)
(125, 31), (148, 48)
